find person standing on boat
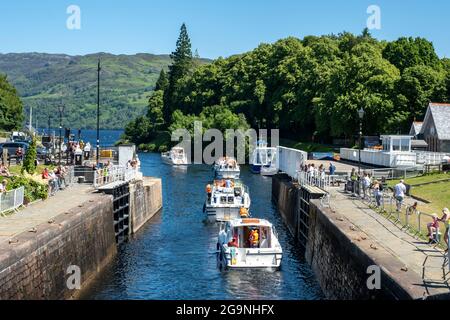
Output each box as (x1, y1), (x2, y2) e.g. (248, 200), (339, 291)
(225, 179), (232, 188)
(249, 229), (259, 248)
(206, 184), (212, 201)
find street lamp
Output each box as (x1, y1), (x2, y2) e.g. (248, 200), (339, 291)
(357, 107), (365, 174)
(58, 105), (65, 165)
(96, 59), (101, 165)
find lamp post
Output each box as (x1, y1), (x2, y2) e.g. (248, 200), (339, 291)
(357, 107), (365, 175)
(58, 105), (65, 165)
(96, 59), (101, 165)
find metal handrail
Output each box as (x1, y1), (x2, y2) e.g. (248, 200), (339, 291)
(348, 180), (438, 240)
(0, 186), (25, 215)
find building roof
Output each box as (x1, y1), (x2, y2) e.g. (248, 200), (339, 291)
(411, 139), (428, 148)
(410, 122), (423, 136)
(420, 103), (450, 140)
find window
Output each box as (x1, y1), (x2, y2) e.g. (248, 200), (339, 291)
(392, 139), (401, 151)
(401, 139), (410, 152)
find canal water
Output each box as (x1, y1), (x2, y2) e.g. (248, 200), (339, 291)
(83, 152), (324, 300)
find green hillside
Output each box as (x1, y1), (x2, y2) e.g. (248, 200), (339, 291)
(0, 52), (173, 129)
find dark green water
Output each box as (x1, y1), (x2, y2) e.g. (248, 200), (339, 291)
(84, 152), (323, 300)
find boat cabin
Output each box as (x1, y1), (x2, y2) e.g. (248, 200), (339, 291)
(222, 219), (274, 249)
(209, 180), (246, 205)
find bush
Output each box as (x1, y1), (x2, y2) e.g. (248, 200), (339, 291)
(158, 145), (168, 153)
(146, 143), (157, 152)
(22, 136), (37, 174)
(7, 176), (48, 204)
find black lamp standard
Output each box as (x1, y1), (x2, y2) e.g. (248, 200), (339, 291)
(96, 59), (101, 165)
(58, 105), (65, 165)
(357, 108), (365, 175)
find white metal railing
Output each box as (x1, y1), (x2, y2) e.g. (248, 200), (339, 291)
(340, 148), (417, 167)
(0, 186), (25, 215)
(277, 146), (307, 180)
(296, 171), (348, 190)
(93, 166), (140, 188)
(415, 151), (450, 165)
(367, 167), (423, 180)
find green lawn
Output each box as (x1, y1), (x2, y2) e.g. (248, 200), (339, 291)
(8, 164), (55, 176)
(388, 172), (450, 214)
(388, 172), (450, 187)
(279, 138), (336, 153)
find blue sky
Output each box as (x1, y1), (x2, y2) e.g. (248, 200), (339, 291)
(0, 0), (449, 59)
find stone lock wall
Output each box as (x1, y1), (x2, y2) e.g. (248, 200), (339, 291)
(305, 200), (426, 300)
(271, 174), (424, 300)
(0, 194), (117, 300)
(129, 177), (163, 234)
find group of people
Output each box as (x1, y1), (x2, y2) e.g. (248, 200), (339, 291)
(227, 228), (261, 249)
(216, 157), (238, 169)
(348, 171), (450, 247)
(41, 165), (69, 195)
(300, 163), (337, 180)
(427, 208), (450, 247)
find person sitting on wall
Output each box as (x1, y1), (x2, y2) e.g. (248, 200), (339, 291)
(0, 179), (8, 193)
(427, 214), (440, 243)
(0, 164), (11, 177)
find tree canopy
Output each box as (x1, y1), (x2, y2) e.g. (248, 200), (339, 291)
(0, 74), (24, 131)
(125, 30), (450, 146)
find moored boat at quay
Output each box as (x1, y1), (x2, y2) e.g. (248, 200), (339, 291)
(161, 147), (188, 166)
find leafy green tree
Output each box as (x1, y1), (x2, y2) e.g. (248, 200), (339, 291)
(383, 37), (440, 72)
(396, 65), (447, 126)
(0, 74), (24, 131)
(163, 23), (193, 123)
(22, 136), (37, 175)
(124, 116), (152, 145)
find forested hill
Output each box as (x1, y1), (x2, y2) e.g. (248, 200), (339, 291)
(0, 52), (207, 129)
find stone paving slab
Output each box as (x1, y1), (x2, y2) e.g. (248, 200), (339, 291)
(0, 184), (98, 244)
(329, 187), (450, 297)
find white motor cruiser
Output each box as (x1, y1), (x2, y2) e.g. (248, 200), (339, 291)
(214, 157), (240, 179)
(217, 218), (283, 270)
(161, 147), (188, 166)
(204, 180), (251, 222)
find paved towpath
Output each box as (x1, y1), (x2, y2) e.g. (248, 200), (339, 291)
(327, 187), (450, 298)
(0, 184), (97, 244)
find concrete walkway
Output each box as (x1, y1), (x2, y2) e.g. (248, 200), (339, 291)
(0, 184), (97, 244)
(329, 187), (450, 297)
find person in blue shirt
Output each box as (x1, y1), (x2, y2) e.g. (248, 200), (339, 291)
(329, 163), (336, 176)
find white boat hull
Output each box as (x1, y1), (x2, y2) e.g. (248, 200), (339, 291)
(161, 155), (188, 166)
(218, 246), (282, 269)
